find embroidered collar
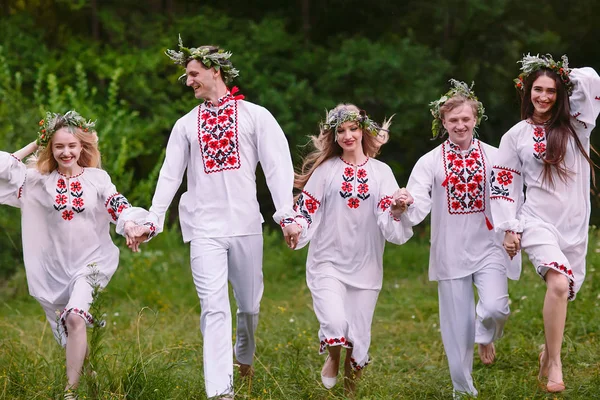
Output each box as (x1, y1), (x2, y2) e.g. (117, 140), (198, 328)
(203, 87), (245, 108)
(57, 168), (85, 179)
(340, 156), (369, 167)
(446, 138), (477, 153)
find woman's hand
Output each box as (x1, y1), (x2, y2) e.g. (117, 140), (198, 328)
(503, 231), (521, 259)
(124, 221), (151, 252)
(390, 188), (414, 218)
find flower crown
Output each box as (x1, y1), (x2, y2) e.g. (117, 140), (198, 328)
(165, 35), (240, 85)
(37, 110), (96, 147)
(514, 53), (573, 95)
(429, 79), (486, 139)
(320, 108), (387, 137)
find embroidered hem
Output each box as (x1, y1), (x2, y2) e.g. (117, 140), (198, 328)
(537, 261), (576, 301)
(59, 307), (96, 337)
(319, 337), (353, 354)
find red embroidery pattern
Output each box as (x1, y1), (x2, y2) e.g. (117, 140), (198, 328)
(378, 195), (401, 221)
(60, 307), (95, 337)
(105, 193), (131, 222)
(350, 356), (371, 371)
(538, 262), (575, 300)
(491, 166), (521, 203)
(442, 141), (486, 214)
(571, 111), (588, 129)
(197, 92), (241, 174)
(54, 178), (68, 212)
(319, 336), (353, 354)
(595, 96), (600, 100)
(294, 190), (321, 226)
(532, 126), (546, 160)
(339, 159), (370, 209)
(70, 181), (85, 214)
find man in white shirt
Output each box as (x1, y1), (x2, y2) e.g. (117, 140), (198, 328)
(138, 37), (300, 399)
(404, 81), (520, 397)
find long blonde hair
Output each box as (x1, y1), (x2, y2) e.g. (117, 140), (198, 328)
(28, 126), (102, 173)
(294, 104), (391, 192)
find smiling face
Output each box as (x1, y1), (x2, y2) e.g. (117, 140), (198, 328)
(51, 128), (83, 173)
(336, 121), (364, 155)
(530, 74), (557, 121)
(442, 104), (476, 150)
(185, 59), (219, 100)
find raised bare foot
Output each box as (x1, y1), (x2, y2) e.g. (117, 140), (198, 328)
(478, 342), (495, 365)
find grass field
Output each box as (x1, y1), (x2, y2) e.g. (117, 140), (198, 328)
(1, 227), (599, 399)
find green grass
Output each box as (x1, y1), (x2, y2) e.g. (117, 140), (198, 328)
(1, 227), (599, 399)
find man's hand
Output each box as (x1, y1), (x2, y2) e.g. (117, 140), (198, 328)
(124, 221), (151, 253)
(282, 223), (302, 250)
(390, 188), (414, 219)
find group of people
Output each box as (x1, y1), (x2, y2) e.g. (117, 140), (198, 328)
(0, 36), (598, 400)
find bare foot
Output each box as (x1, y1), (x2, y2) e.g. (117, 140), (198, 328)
(234, 359), (254, 378)
(343, 362), (362, 398)
(478, 342), (496, 365)
(546, 360), (564, 392)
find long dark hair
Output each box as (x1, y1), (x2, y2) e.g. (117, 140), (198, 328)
(520, 68), (595, 186)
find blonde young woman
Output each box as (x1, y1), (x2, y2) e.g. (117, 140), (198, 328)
(492, 54), (600, 393)
(0, 111), (152, 399)
(290, 104), (413, 395)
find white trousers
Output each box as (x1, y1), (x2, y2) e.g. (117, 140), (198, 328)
(190, 235), (264, 398)
(310, 276), (379, 371)
(438, 263), (510, 396)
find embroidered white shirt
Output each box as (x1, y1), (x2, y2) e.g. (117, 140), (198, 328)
(491, 68), (600, 251)
(293, 157), (413, 291)
(405, 139), (520, 281)
(147, 91), (295, 241)
(0, 154), (149, 304)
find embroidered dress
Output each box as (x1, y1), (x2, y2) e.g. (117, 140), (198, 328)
(147, 90), (295, 239)
(293, 157), (412, 370)
(491, 67), (600, 300)
(0, 154), (151, 342)
(405, 139), (520, 281)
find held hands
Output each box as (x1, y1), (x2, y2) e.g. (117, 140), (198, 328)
(282, 222), (302, 250)
(503, 231), (521, 259)
(124, 221), (151, 253)
(390, 188), (414, 219)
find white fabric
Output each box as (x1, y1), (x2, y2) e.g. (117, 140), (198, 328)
(0, 154), (148, 308)
(189, 235), (263, 398)
(294, 157), (413, 291)
(405, 139), (521, 281)
(147, 92), (295, 241)
(438, 264), (510, 396)
(491, 67), (600, 299)
(292, 156), (412, 370)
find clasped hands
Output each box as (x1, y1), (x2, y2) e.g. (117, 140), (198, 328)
(503, 231), (521, 259)
(123, 221), (152, 252)
(390, 187), (414, 218)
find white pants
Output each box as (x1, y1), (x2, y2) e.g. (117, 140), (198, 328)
(190, 235), (264, 398)
(438, 264), (510, 396)
(310, 276), (379, 371)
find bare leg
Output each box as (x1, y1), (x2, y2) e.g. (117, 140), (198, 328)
(542, 270), (568, 391)
(343, 348), (363, 397)
(64, 314), (88, 391)
(322, 345), (341, 378)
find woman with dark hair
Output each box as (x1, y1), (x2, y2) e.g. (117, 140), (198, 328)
(491, 54), (600, 393)
(291, 104), (413, 395)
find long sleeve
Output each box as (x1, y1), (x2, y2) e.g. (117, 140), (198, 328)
(293, 163), (328, 250)
(404, 154), (434, 227)
(98, 170), (155, 238)
(0, 151), (26, 208)
(147, 119), (190, 234)
(490, 131), (523, 232)
(569, 67), (600, 139)
(375, 164), (413, 245)
(255, 107), (295, 226)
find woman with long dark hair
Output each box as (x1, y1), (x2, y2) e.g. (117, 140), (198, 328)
(491, 54), (600, 393)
